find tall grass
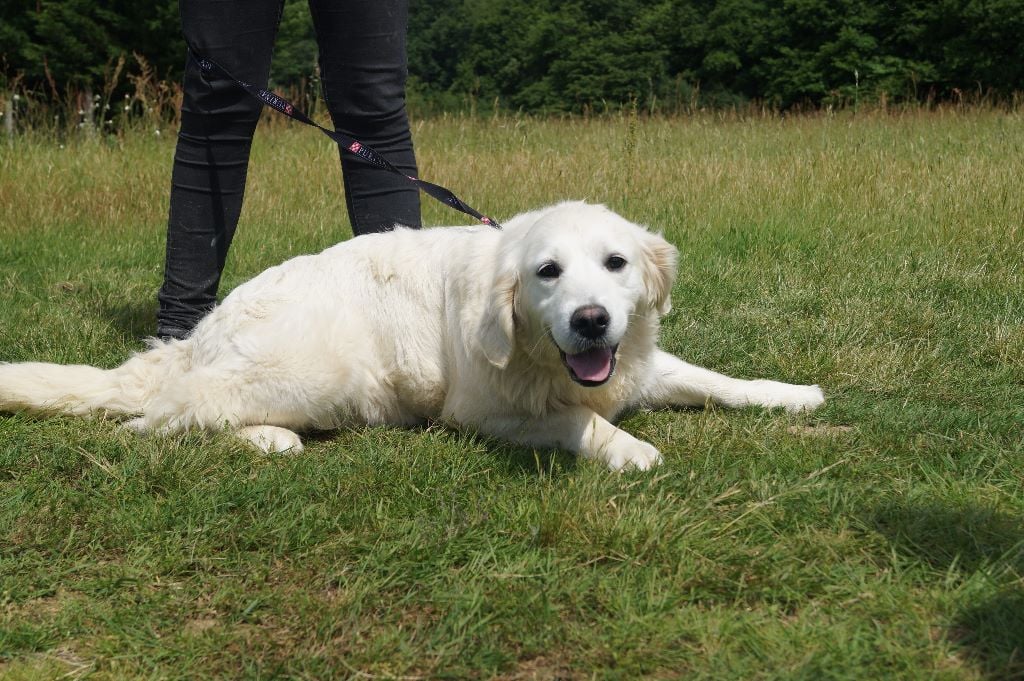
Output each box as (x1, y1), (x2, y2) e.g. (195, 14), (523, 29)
(5, 59), (1024, 140)
(0, 56), (337, 142)
(1, 109), (1023, 679)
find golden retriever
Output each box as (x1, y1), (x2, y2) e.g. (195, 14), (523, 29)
(0, 202), (824, 470)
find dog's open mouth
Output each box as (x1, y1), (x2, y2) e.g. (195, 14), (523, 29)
(560, 345), (618, 387)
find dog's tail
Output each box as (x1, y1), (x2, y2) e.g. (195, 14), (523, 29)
(0, 340), (190, 417)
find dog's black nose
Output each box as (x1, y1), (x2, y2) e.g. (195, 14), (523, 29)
(570, 305), (610, 339)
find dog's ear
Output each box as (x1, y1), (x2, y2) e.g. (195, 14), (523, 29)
(479, 268), (519, 369)
(639, 230), (678, 316)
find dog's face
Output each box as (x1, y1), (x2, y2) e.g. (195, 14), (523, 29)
(480, 203), (677, 386)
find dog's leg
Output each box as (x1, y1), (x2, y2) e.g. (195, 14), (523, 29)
(640, 350), (825, 412)
(235, 425), (304, 454)
(473, 407), (662, 471)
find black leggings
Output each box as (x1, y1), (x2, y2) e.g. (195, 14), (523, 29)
(158, 0), (420, 336)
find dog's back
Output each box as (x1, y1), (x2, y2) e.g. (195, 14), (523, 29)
(0, 224), (502, 434)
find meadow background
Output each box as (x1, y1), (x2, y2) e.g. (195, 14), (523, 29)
(2, 0), (1024, 677)
(1, 107), (1022, 679)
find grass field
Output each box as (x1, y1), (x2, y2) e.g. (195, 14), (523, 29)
(1, 109), (1023, 679)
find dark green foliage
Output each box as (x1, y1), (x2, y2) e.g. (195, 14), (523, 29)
(23, 0), (121, 88)
(4, 0), (181, 89)
(435, 0), (671, 112)
(0, 0), (35, 87)
(2, 0), (1024, 111)
(406, 0), (1024, 110)
(270, 0), (318, 88)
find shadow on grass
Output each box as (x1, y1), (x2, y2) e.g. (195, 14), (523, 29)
(952, 587), (1024, 679)
(305, 424), (579, 479)
(869, 501), (1024, 678)
(100, 301), (157, 343)
(870, 501), (1024, 573)
(424, 424), (580, 479)
(488, 442), (579, 478)
(413, 421), (581, 479)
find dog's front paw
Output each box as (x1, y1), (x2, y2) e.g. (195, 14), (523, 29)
(780, 383), (826, 412)
(749, 381), (825, 413)
(603, 438), (663, 472)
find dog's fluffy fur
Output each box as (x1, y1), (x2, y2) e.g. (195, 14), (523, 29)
(0, 202), (824, 469)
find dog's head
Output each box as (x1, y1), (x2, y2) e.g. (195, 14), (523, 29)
(480, 202), (677, 386)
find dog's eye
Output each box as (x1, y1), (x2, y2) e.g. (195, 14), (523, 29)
(605, 255), (627, 271)
(537, 262), (561, 279)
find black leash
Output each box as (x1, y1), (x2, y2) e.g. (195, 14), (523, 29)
(189, 47), (502, 229)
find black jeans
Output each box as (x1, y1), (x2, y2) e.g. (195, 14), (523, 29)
(157, 0), (421, 337)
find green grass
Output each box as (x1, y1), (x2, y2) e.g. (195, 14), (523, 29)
(1, 109), (1023, 679)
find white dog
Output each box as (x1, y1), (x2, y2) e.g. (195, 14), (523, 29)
(0, 202), (824, 470)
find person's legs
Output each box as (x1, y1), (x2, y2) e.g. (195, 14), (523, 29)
(308, 0), (421, 235)
(157, 1), (284, 338)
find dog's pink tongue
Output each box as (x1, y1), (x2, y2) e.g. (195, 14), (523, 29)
(566, 347), (613, 382)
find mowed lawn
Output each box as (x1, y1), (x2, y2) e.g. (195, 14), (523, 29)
(1, 109), (1022, 679)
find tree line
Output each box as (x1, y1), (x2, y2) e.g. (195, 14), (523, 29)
(3, 0), (1023, 113)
